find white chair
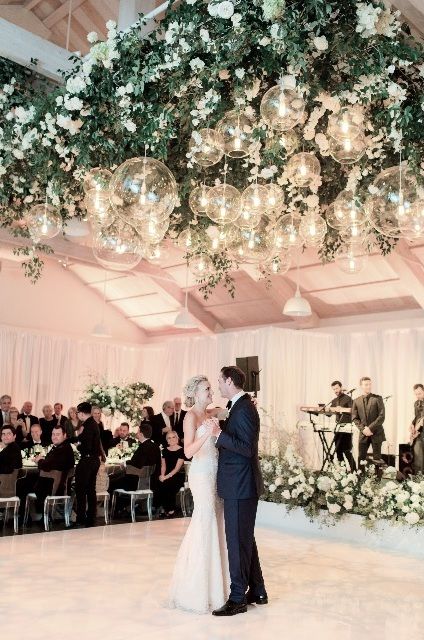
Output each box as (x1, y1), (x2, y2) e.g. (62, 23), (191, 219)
(179, 462), (192, 517)
(96, 492), (110, 524)
(23, 469), (74, 531)
(0, 470), (20, 534)
(111, 464), (155, 522)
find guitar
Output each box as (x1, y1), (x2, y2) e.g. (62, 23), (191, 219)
(409, 416), (424, 445)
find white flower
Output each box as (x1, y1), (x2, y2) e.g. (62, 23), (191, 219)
(12, 149), (24, 160)
(313, 36), (328, 51)
(87, 31), (98, 43)
(56, 114), (83, 135)
(189, 57), (205, 71)
(235, 68), (245, 79)
(200, 28), (210, 42)
(64, 96), (84, 111)
(106, 20), (116, 31)
(207, 2), (218, 16)
(186, 0), (197, 4)
(0, 165), (6, 177)
(217, 1), (234, 19)
(269, 483), (276, 493)
(231, 13), (242, 27)
(123, 120), (136, 133)
(327, 502), (342, 514)
(405, 511), (420, 525)
(262, 0), (285, 21)
(66, 76), (86, 94)
(282, 490), (291, 499)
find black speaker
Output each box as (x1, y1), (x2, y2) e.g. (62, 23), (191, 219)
(381, 453), (396, 467)
(236, 356), (260, 393)
(399, 443), (413, 475)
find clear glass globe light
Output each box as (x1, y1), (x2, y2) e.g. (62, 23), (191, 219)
(327, 107), (364, 141)
(326, 191), (367, 230)
(216, 110), (254, 159)
(27, 203), (62, 242)
(189, 254), (213, 278)
(189, 128), (224, 167)
(287, 152), (321, 188)
(399, 200), (424, 240)
(92, 222), (143, 271)
(84, 189), (115, 227)
(110, 156), (178, 222)
(230, 219), (274, 264)
(260, 85), (305, 131)
(335, 242), (368, 274)
(264, 183), (284, 214)
(189, 185), (211, 216)
(329, 132), (367, 165)
(83, 167), (112, 194)
(299, 212), (327, 246)
(138, 215), (170, 245)
(273, 214), (302, 249)
(206, 184), (241, 224)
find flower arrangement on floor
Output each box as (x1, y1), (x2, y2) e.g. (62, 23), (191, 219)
(261, 445), (424, 528)
(1, 1), (424, 292)
(82, 380), (154, 425)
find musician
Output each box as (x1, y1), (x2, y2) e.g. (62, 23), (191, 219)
(352, 377), (385, 465)
(409, 383), (424, 474)
(329, 381), (356, 472)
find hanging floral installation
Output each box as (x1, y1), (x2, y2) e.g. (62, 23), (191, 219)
(1, 0), (424, 295)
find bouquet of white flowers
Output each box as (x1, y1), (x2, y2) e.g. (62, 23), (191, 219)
(82, 380), (154, 424)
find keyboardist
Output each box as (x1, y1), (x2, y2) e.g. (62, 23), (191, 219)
(329, 381), (356, 472)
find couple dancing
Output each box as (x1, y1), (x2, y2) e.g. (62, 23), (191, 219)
(168, 365), (267, 616)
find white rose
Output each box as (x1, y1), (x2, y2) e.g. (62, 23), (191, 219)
(313, 36), (329, 51)
(106, 20), (116, 31)
(208, 3), (219, 16)
(269, 484), (276, 493)
(123, 120), (136, 133)
(405, 511), (420, 525)
(327, 502), (341, 514)
(87, 31), (98, 43)
(200, 28), (210, 42)
(282, 490), (291, 499)
(231, 13), (242, 27)
(235, 68), (245, 79)
(64, 96), (84, 111)
(217, 1), (234, 19)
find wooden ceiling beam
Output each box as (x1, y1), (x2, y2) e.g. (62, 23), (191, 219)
(44, 0), (88, 29)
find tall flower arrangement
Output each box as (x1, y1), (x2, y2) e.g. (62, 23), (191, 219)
(82, 380), (154, 425)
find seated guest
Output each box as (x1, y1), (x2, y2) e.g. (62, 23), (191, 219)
(18, 401), (38, 434)
(39, 404), (57, 443)
(156, 430), (185, 517)
(151, 400), (175, 446)
(0, 394), (12, 429)
(92, 405), (113, 454)
(32, 425), (75, 514)
(109, 423), (161, 497)
(141, 406), (155, 423)
(0, 425), (23, 474)
(67, 406), (81, 439)
(53, 403), (68, 427)
(21, 423), (48, 450)
(110, 422), (137, 449)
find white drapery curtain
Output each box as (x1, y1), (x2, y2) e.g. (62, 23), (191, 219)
(1, 323), (423, 461)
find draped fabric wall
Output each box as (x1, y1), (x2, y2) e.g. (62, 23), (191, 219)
(2, 323), (424, 463)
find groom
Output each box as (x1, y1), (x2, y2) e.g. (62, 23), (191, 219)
(211, 365), (267, 616)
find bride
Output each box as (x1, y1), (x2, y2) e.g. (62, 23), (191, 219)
(168, 375), (230, 614)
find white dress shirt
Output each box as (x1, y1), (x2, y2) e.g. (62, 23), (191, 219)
(228, 391), (246, 411)
(161, 412), (171, 429)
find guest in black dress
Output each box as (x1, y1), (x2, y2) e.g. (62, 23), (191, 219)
(39, 405), (57, 443)
(157, 431), (185, 517)
(141, 406), (155, 423)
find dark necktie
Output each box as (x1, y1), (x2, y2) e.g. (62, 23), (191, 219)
(226, 400), (232, 410)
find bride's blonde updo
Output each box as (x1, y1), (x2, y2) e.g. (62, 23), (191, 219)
(183, 374), (209, 408)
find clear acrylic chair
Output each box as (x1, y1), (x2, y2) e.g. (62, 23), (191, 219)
(111, 464), (155, 522)
(96, 492), (110, 524)
(179, 462), (192, 517)
(0, 470), (20, 534)
(23, 468), (75, 531)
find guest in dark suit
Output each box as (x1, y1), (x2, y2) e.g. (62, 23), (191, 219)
(32, 425), (75, 510)
(72, 402), (101, 527)
(21, 423), (49, 449)
(329, 381), (356, 472)
(39, 404), (58, 444)
(109, 423), (161, 496)
(0, 425), (23, 473)
(151, 400), (175, 446)
(18, 401), (39, 434)
(92, 406), (113, 454)
(173, 397), (187, 442)
(110, 422), (137, 449)
(352, 377), (386, 465)
(212, 366), (267, 616)
(0, 394), (12, 429)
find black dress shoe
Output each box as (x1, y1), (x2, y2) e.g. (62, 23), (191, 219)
(246, 590), (268, 605)
(212, 600), (247, 616)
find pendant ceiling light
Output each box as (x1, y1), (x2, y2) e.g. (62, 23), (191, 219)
(283, 255), (312, 317)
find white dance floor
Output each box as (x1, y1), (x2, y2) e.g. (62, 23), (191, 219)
(1, 519), (423, 639)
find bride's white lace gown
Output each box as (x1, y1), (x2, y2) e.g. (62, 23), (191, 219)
(168, 423), (230, 613)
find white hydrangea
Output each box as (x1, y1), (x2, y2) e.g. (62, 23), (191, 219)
(189, 57), (205, 71)
(56, 114), (83, 135)
(123, 120), (136, 133)
(327, 502), (342, 514)
(64, 96), (84, 111)
(87, 31), (98, 43)
(66, 76), (87, 94)
(200, 28), (210, 42)
(262, 0), (285, 22)
(217, 1), (234, 19)
(313, 36), (328, 51)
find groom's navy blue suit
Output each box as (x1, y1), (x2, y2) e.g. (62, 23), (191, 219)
(216, 393), (266, 604)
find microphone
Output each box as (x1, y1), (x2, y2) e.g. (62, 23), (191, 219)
(383, 395), (392, 401)
(345, 387), (356, 394)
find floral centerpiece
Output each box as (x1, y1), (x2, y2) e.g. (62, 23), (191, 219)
(107, 441), (139, 462)
(82, 380), (154, 425)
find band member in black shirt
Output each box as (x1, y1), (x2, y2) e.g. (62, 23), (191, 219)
(73, 402), (101, 527)
(409, 383), (424, 474)
(329, 381), (356, 472)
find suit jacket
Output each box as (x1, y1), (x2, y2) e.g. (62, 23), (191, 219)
(110, 435), (137, 449)
(18, 413), (39, 428)
(216, 393), (263, 500)
(37, 441), (75, 496)
(0, 442), (23, 474)
(352, 393), (386, 444)
(21, 437), (49, 450)
(71, 416), (101, 458)
(129, 438), (161, 481)
(151, 413), (175, 446)
(173, 410), (187, 441)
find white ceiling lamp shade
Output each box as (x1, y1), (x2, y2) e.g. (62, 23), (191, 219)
(283, 254), (312, 317)
(91, 272), (112, 338)
(174, 265), (198, 330)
